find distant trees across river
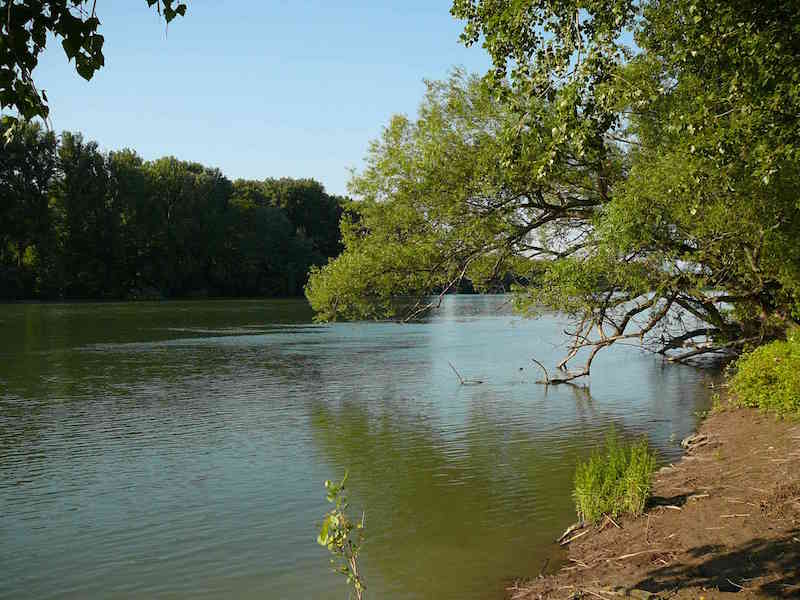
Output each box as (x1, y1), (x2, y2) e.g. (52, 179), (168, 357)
(0, 120), (345, 300)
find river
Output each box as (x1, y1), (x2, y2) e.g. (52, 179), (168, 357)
(0, 296), (712, 599)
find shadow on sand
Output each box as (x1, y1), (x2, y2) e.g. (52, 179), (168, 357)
(633, 528), (800, 597)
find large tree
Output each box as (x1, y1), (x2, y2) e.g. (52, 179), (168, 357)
(0, 117), (57, 297)
(306, 1), (800, 381)
(261, 178), (345, 260)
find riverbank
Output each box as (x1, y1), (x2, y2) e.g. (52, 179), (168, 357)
(510, 407), (800, 599)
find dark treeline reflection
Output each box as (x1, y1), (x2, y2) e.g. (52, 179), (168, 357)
(0, 120), (345, 300)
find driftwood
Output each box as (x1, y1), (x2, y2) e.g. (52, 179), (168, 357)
(607, 548), (673, 562)
(557, 585), (659, 600)
(556, 521), (585, 543)
(560, 528), (590, 545)
(604, 514), (622, 529)
(680, 433), (710, 450)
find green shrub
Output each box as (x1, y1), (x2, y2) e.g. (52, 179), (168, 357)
(317, 473), (366, 600)
(730, 333), (800, 416)
(573, 429), (657, 524)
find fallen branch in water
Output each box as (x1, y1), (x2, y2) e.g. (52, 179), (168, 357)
(447, 361), (484, 385)
(531, 358), (587, 385)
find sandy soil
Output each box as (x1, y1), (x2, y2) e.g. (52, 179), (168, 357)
(508, 408), (800, 599)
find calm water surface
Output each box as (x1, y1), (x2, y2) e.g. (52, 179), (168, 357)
(0, 297), (712, 599)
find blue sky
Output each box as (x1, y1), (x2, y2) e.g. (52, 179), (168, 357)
(34, 1), (492, 196)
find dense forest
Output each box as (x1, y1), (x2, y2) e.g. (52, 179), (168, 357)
(0, 119), (345, 300)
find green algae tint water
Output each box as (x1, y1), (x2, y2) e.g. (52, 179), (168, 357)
(0, 296), (712, 599)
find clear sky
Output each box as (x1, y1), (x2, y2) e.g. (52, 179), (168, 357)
(33, 1), (492, 196)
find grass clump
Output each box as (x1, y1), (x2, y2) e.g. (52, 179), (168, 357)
(573, 429), (657, 525)
(730, 333), (800, 416)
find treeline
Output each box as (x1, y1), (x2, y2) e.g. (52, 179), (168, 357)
(0, 120), (344, 300)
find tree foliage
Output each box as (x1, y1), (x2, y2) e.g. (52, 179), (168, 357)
(0, 118), (345, 300)
(307, 1), (800, 380)
(0, 119), (56, 296)
(1, 0), (187, 125)
(730, 331), (800, 416)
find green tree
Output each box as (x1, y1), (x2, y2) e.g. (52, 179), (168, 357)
(54, 131), (126, 297)
(144, 157), (231, 296)
(0, 123), (344, 301)
(307, 1), (800, 381)
(107, 148), (154, 294)
(0, 117), (57, 298)
(217, 181), (316, 296)
(1, 0), (187, 126)
(306, 72), (570, 321)
(261, 177), (345, 260)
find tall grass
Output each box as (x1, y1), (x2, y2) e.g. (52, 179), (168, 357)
(573, 429), (657, 524)
(730, 333), (800, 416)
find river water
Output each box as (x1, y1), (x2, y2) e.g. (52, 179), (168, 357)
(0, 296), (712, 599)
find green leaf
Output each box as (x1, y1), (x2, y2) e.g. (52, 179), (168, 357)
(61, 37), (82, 60)
(75, 57), (96, 81)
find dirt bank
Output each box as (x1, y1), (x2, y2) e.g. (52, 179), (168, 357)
(510, 408), (800, 599)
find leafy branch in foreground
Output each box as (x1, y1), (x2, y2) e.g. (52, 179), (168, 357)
(317, 473), (366, 600)
(1, 0), (187, 129)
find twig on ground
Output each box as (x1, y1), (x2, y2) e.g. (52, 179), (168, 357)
(558, 586), (621, 600)
(727, 578), (745, 590)
(560, 528), (590, 545)
(556, 521), (584, 543)
(605, 514), (621, 529)
(560, 565), (581, 572)
(687, 493), (710, 501)
(725, 498), (758, 507)
(607, 548), (673, 561)
(569, 558), (590, 568)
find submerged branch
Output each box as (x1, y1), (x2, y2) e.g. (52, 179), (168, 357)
(531, 357), (588, 384)
(448, 361), (484, 385)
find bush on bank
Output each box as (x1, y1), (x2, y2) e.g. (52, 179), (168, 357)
(730, 333), (800, 417)
(573, 429), (657, 525)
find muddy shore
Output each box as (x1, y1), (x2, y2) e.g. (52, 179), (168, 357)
(509, 408), (800, 599)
